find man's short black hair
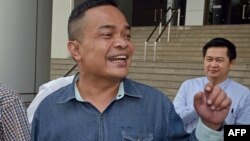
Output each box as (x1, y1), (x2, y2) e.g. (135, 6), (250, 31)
(68, 0), (120, 40)
(202, 37), (237, 61)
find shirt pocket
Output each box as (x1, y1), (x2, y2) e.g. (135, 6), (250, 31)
(122, 132), (153, 141)
(225, 111), (237, 124)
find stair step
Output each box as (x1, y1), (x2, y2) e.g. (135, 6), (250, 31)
(50, 24), (250, 99)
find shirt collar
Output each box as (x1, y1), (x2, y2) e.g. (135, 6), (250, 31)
(218, 78), (230, 90)
(205, 76), (230, 89)
(74, 75), (125, 102)
(122, 78), (143, 98)
(57, 75), (143, 104)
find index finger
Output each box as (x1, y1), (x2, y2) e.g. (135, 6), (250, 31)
(204, 82), (214, 93)
(206, 85), (222, 107)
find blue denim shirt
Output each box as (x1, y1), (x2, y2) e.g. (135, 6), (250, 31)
(31, 77), (219, 141)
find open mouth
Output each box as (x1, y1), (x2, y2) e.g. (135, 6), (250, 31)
(209, 69), (218, 73)
(109, 55), (127, 62)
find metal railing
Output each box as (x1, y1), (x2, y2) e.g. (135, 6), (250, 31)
(144, 7), (180, 61)
(64, 64), (77, 77)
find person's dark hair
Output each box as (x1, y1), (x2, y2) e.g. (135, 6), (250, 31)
(202, 37), (237, 61)
(68, 0), (120, 41)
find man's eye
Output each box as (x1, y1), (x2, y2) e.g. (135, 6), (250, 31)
(103, 33), (112, 37)
(126, 34), (131, 40)
(206, 58), (212, 62)
(216, 59), (223, 63)
(100, 33), (113, 39)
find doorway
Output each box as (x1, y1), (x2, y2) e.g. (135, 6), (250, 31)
(205, 0), (250, 24)
(231, 0), (250, 24)
(132, 0), (167, 26)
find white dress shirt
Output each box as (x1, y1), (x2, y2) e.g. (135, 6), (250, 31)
(173, 77), (250, 133)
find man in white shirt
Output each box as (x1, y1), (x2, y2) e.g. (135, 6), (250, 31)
(173, 37), (250, 133)
(27, 75), (75, 124)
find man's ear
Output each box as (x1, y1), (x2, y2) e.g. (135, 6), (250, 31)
(68, 41), (81, 61)
(229, 59), (236, 69)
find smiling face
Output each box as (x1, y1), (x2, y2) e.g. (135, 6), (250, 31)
(68, 5), (134, 82)
(204, 47), (235, 84)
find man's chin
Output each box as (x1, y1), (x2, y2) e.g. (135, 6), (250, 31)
(207, 75), (219, 81)
(113, 73), (128, 80)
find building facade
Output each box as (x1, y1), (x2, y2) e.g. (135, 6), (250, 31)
(51, 0), (250, 58)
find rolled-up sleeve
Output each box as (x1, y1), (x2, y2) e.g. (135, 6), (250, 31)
(195, 119), (223, 141)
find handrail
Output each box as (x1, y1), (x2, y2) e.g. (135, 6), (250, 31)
(64, 64), (77, 77)
(145, 7), (172, 42)
(155, 8), (178, 43)
(144, 8), (179, 61)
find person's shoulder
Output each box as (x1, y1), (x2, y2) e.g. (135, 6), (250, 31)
(0, 83), (22, 102)
(0, 83), (14, 92)
(124, 78), (160, 91)
(185, 77), (205, 82)
(124, 79), (173, 108)
(41, 75), (74, 87)
(43, 82), (72, 101)
(230, 79), (250, 92)
(33, 84), (72, 120)
(181, 77), (205, 85)
(123, 78), (168, 98)
(39, 75), (75, 92)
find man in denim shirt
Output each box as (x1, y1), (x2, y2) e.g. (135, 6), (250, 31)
(31, 0), (231, 140)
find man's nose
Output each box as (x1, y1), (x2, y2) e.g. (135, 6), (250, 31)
(113, 37), (127, 49)
(210, 60), (218, 67)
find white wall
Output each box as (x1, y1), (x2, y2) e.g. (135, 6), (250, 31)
(51, 0), (73, 58)
(0, 0), (52, 94)
(185, 0), (205, 25)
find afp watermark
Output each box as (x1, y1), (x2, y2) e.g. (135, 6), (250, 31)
(224, 125), (250, 140)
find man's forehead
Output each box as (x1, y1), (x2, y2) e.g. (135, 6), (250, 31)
(85, 5), (121, 16)
(97, 24), (131, 31)
(83, 5), (130, 30)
